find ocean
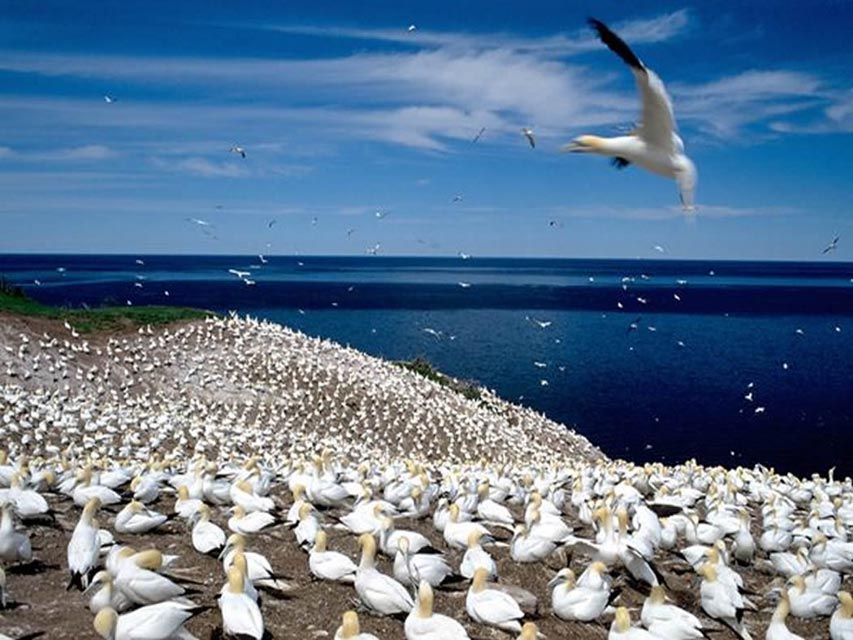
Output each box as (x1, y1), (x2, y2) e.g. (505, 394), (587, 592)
(2, 254), (852, 477)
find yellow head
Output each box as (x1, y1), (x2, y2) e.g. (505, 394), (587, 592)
(93, 607), (118, 639)
(339, 611), (361, 638)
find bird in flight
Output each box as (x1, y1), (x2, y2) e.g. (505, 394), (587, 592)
(452, 194), (463, 203)
(407, 24), (417, 32)
(185, 217), (212, 226)
(472, 127), (486, 143)
(268, 219), (277, 229)
(822, 235), (840, 254)
(230, 145), (246, 158)
(103, 95), (117, 103)
(375, 210), (389, 219)
(521, 127), (536, 148)
(562, 19), (697, 211)
(653, 245), (666, 254)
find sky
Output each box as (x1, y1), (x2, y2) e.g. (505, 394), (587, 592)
(0, 0), (851, 260)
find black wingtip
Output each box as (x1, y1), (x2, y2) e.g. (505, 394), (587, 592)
(587, 17), (645, 72)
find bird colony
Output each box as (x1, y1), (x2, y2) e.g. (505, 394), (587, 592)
(0, 315), (851, 639)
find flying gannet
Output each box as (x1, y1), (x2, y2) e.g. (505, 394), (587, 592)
(563, 19), (697, 211)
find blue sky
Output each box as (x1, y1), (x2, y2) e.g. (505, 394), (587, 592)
(0, 0), (851, 259)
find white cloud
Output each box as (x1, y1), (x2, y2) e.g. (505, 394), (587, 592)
(0, 144), (116, 162)
(165, 157), (250, 178)
(548, 203), (799, 221)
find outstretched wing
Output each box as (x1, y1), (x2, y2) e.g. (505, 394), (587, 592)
(589, 18), (676, 152)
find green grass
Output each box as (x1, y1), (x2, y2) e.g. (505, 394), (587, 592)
(0, 277), (211, 333)
(395, 356), (482, 401)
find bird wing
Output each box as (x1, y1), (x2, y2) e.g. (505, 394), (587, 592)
(588, 18), (676, 152)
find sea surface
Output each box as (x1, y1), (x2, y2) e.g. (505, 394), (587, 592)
(2, 254), (852, 477)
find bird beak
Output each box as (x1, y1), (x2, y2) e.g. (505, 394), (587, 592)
(547, 573), (563, 588)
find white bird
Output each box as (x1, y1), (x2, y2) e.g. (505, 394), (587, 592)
(823, 235), (840, 254)
(460, 529), (497, 580)
(466, 567), (524, 633)
(609, 606), (659, 639)
(0, 503), (32, 564)
(641, 585), (707, 639)
(563, 19), (697, 210)
(191, 504), (225, 555)
(767, 592), (805, 640)
(103, 95), (117, 103)
(549, 565), (610, 622)
(220, 565), (264, 639)
(831, 591), (853, 640)
(394, 536), (455, 587)
(68, 497), (102, 590)
(93, 601), (204, 640)
(335, 610), (380, 640)
(521, 128), (536, 149)
(406, 580), (470, 639)
(697, 563), (753, 640)
(114, 501), (168, 534)
(309, 530), (357, 583)
(230, 145), (246, 158)
(355, 533), (414, 616)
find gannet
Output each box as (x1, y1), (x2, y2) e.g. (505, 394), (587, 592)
(563, 19), (697, 210)
(67, 497), (102, 590)
(460, 529), (497, 580)
(220, 534), (292, 594)
(93, 601), (205, 640)
(831, 592), (853, 640)
(84, 570), (132, 614)
(466, 567), (524, 633)
(355, 533), (414, 615)
(697, 563), (753, 640)
(767, 592), (805, 640)
(228, 505), (277, 535)
(786, 574), (837, 618)
(335, 610), (380, 640)
(608, 606), (660, 639)
(394, 536), (455, 588)
(517, 622), (539, 640)
(641, 585), (708, 639)
(230, 145), (246, 158)
(405, 580), (470, 639)
(521, 128), (536, 148)
(309, 530), (357, 583)
(550, 565), (610, 622)
(220, 565), (264, 639)
(114, 500), (168, 534)
(0, 565), (7, 609)
(191, 504), (225, 555)
(0, 503), (33, 564)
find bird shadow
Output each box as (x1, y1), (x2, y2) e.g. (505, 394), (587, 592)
(210, 627), (274, 639)
(6, 559), (60, 575)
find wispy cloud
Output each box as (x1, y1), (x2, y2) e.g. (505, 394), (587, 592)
(0, 144), (116, 162)
(158, 157), (250, 178)
(548, 203), (799, 221)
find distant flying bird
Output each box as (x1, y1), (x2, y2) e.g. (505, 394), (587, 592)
(822, 235), (839, 254)
(311, 216), (318, 225)
(135, 259), (145, 265)
(258, 254), (268, 264)
(33, 279), (41, 286)
(653, 245), (665, 253)
(185, 217), (212, 226)
(526, 316), (552, 329)
(103, 95), (117, 103)
(346, 228), (356, 238)
(407, 24), (417, 32)
(458, 252), (470, 260)
(228, 269), (251, 279)
(627, 317), (641, 333)
(375, 210), (389, 219)
(472, 127), (486, 143)
(268, 219), (277, 229)
(230, 145), (246, 158)
(562, 19), (697, 210)
(452, 194), (463, 203)
(366, 243), (381, 255)
(548, 220), (563, 229)
(458, 282), (472, 288)
(521, 127), (536, 148)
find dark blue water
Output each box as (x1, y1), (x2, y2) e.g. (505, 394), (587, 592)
(2, 254), (852, 477)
